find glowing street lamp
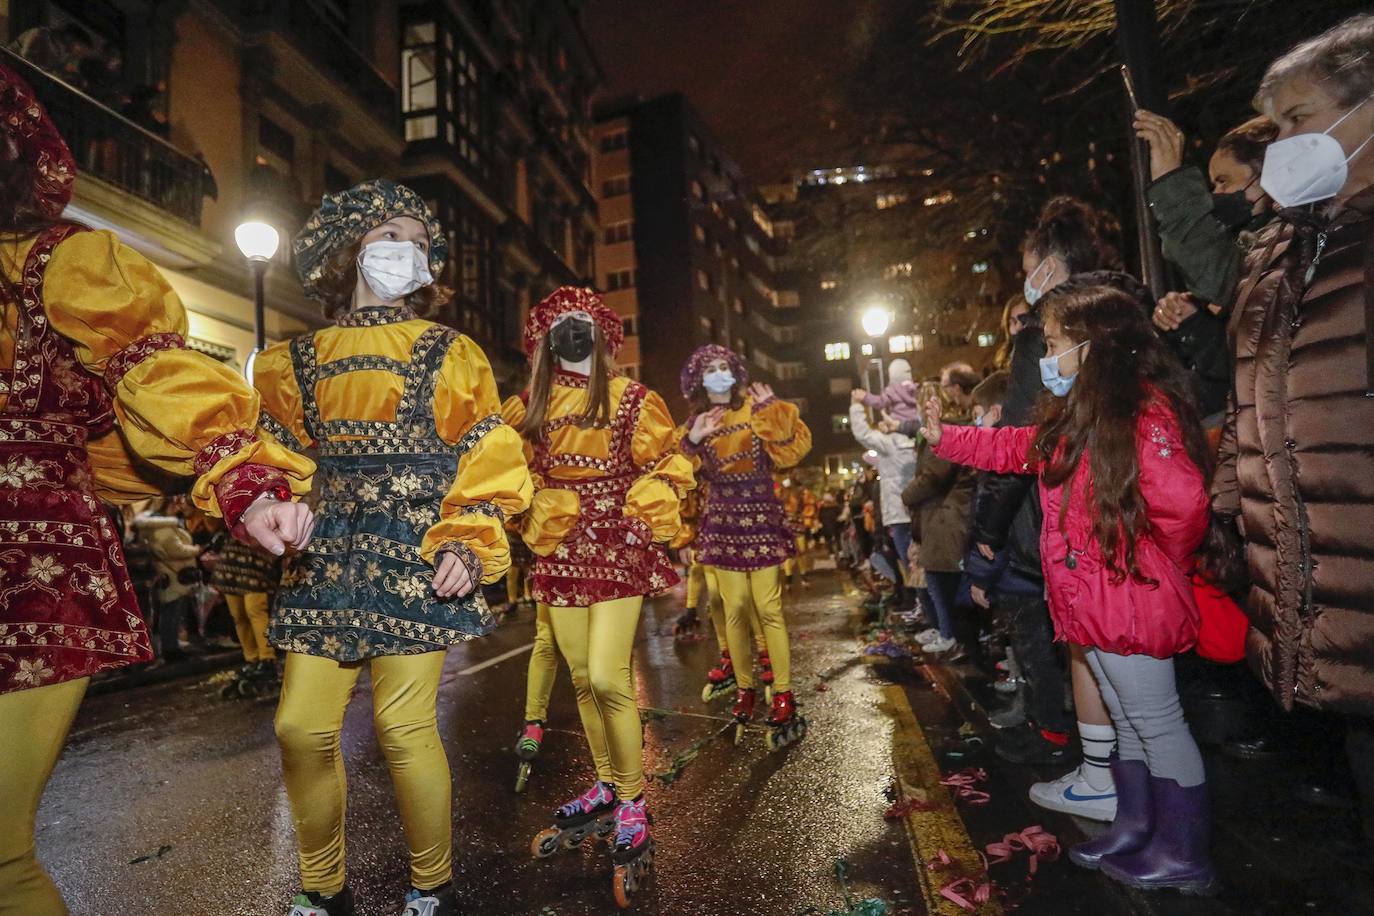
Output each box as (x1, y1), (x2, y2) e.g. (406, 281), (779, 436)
(861, 304), (893, 338)
(235, 221), (280, 377)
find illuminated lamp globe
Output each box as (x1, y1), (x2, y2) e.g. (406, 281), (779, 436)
(861, 305), (893, 338)
(235, 221), (280, 262)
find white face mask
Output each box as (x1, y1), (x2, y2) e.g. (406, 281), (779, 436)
(1261, 97), (1374, 208)
(357, 239), (433, 302)
(702, 369), (736, 395)
(1023, 257), (1053, 306)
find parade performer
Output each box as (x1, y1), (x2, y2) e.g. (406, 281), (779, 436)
(253, 179), (532, 916)
(0, 61), (315, 916)
(502, 394), (558, 793)
(520, 287), (692, 908)
(780, 476), (816, 587)
(678, 344), (812, 750)
(209, 533), (282, 699)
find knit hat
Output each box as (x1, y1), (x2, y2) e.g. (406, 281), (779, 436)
(679, 344), (749, 399)
(293, 179), (446, 301)
(0, 61), (76, 218)
(523, 286), (624, 359)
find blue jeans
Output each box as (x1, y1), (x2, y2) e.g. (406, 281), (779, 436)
(886, 523), (912, 577)
(925, 570), (960, 641)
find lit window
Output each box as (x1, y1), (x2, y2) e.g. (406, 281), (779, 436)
(694, 224), (707, 243)
(923, 190), (955, 206)
(828, 377), (851, 395)
(860, 343), (875, 356)
(884, 262), (914, 279)
(889, 335), (915, 353)
(820, 277), (840, 291)
(911, 335), (925, 351)
(972, 261), (990, 274)
(876, 192), (909, 210)
(824, 342), (851, 361)
(696, 269), (712, 291)
(977, 332), (997, 348)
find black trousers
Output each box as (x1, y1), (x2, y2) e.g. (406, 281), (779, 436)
(1347, 718), (1374, 852)
(1000, 593), (1070, 733)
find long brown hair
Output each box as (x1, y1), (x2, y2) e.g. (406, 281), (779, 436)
(994, 294), (1027, 370)
(519, 325), (616, 439)
(1029, 285), (1211, 584)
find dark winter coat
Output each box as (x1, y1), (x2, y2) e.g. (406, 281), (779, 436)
(902, 438), (976, 573)
(1148, 165), (1248, 308)
(1215, 187), (1374, 716)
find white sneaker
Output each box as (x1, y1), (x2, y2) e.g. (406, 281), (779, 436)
(914, 628), (943, 645)
(923, 635), (957, 654)
(1028, 765), (1117, 822)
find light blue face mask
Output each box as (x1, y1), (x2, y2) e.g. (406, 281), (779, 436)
(1023, 257), (1054, 306)
(702, 369), (736, 395)
(1039, 340), (1087, 397)
(973, 414), (984, 428)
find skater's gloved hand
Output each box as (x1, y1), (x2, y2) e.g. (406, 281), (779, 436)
(434, 550), (476, 598)
(241, 496), (315, 556)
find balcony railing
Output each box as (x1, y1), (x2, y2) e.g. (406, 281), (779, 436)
(239, 0), (398, 129)
(3, 48), (211, 225)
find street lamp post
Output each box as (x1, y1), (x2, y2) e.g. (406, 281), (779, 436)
(859, 303), (893, 395)
(234, 221), (280, 379)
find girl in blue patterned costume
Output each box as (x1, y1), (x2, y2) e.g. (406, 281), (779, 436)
(253, 180), (532, 916)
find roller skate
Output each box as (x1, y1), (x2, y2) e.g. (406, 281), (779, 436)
(731, 686), (756, 745)
(514, 720), (545, 793)
(221, 660), (278, 699)
(765, 690), (807, 751)
(398, 882), (457, 916)
(673, 606), (700, 638)
(219, 662), (257, 699)
(610, 796), (655, 909)
(285, 886), (355, 916)
(700, 649), (736, 703)
(759, 651), (775, 704)
(530, 780), (618, 858)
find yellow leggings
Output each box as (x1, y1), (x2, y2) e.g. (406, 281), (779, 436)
(715, 565), (792, 693)
(783, 536), (810, 578)
(523, 602), (559, 722)
(547, 597), (645, 800)
(0, 676), (88, 916)
(225, 592), (274, 663)
(506, 564), (529, 605)
(275, 651), (450, 896)
(688, 562), (764, 655)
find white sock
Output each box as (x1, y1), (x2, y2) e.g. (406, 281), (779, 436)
(1079, 721), (1117, 791)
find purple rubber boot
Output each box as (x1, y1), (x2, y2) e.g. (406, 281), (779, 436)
(1099, 776), (1219, 896)
(1068, 756), (1152, 870)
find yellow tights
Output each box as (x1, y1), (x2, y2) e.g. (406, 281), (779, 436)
(783, 536), (811, 578)
(547, 597), (645, 800)
(0, 676), (88, 916)
(715, 565), (792, 692)
(225, 592), (274, 663)
(523, 602), (559, 722)
(275, 651), (451, 896)
(690, 562), (764, 655)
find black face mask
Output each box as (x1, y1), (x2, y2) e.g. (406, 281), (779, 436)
(550, 318), (595, 363)
(1210, 189), (1256, 233)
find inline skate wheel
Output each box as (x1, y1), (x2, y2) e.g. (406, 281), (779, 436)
(515, 761), (531, 794)
(765, 729), (778, 752)
(764, 685), (774, 704)
(531, 827), (562, 859)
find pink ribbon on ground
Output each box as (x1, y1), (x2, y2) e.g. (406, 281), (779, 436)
(939, 876), (995, 912)
(939, 767), (991, 805)
(884, 796), (940, 819)
(984, 825), (1061, 876)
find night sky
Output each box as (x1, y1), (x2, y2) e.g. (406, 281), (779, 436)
(582, 0), (892, 182)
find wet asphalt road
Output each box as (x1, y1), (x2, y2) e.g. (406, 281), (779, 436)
(40, 567), (923, 916)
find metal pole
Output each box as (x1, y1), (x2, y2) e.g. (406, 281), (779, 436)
(1114, 0), (1170, 299)
(251, 259), (267, 352)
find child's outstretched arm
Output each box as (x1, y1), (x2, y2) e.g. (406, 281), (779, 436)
(923, 396), (1035, 475)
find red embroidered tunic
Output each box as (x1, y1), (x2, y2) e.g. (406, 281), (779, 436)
(0, 225), (314, 692)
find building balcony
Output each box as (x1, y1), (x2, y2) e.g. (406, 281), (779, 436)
(6, 48), (212, 227)
(238, 0), (398, 130)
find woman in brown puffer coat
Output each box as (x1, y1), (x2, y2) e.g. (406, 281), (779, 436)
(1214, 12), (1374, 851)
(903, 382), (976, 654)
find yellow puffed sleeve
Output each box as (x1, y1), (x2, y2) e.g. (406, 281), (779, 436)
(421, 335), (533, 580)
(251, 342), (311, 451)
(43, 230), (313, 520)
(624, 388), (695, 542)
(750, 396), (812, 470)
(87, 426), (178, 504)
